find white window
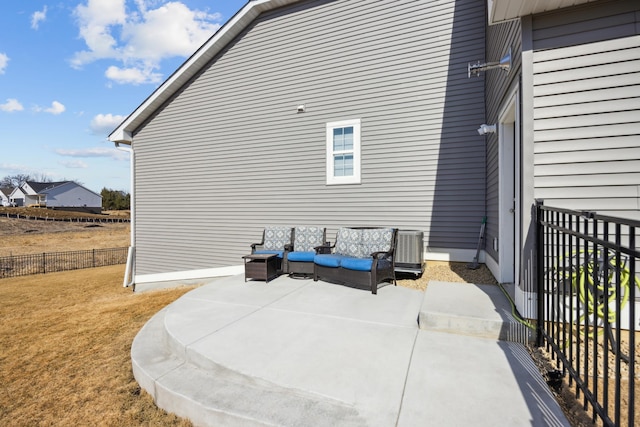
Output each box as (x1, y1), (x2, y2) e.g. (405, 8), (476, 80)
(326, 119), (361, 185)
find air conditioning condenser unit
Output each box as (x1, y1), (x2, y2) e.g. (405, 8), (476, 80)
(395, 230), (424, 276)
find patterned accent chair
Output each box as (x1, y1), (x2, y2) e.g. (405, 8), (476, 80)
(284, 226), (327, 277)
(251, 226), (294, 273)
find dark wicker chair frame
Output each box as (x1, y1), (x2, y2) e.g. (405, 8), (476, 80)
(313, 228), (397, 294)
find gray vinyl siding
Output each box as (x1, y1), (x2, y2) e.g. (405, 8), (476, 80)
(484, 19), (522, 263)
(531, 0), (640, 220)
(45, 183), (102, 208)
(132, 0), (486, 275)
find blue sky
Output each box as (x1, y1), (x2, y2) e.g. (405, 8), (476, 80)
(0, 0), (247, 194)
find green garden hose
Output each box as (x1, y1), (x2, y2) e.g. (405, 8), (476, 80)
(497, 282), (536, 331)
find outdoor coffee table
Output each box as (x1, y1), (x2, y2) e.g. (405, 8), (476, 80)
(242, 253), (279, 283)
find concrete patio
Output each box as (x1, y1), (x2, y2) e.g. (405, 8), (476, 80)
(131, 274), (570, 426)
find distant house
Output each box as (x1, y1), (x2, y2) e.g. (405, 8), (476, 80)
(9, 187), (26, 207)
(0, 188), (12, 207)
(20, 181), (103, 214)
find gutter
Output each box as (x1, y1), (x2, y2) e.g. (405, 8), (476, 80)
(115, 141), (136, 289)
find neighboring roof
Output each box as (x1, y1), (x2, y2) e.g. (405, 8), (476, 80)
(21, 181), (102, 198)
(24, 181), (71, 193)
(108, 0), (301, 144)
(45, 181), (103, 198)
(488, 0), (599, 24)
(0, 187), (12, 197)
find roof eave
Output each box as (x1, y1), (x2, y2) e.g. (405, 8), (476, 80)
(108, 0), (300, 144)
(488, 0), (599, 25)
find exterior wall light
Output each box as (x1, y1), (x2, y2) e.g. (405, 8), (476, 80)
(477, 124), (496, 135)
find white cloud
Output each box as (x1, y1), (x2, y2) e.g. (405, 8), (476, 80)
(31, 6), (48, 30)
(0, 53), (8, 74)
(0, 163), (59, 182)
(0, 163), (31, 175)
(121, 3), (222, 61)
(105, 65), (161, 85)
(55, 147), (129, 161)
(71, 0), (221, 85)
(33, 101), (66, 115)
(46, 101), (66, 115)
(0, 98), (24, 112)
(90, 113), (127, 134)
(72, 0), (126, 65)
(59, 160), (89, 169)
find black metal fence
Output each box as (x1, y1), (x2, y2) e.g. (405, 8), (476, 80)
(536, 202), (638, 427)
(0, 247), (128, 278)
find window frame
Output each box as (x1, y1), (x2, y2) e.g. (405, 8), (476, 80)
(325, 119), (361, 185)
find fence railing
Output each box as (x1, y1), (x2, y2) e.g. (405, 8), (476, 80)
(2, 212), (130, 223)
(0, 247), (129, 278)
(536, 201), (638, 427)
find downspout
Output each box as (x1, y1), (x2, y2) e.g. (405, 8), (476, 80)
(115, 142), (135, 289)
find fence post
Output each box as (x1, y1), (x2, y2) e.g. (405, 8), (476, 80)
(93, 249), (96, 268)
(535, 199), (544, 347)
(42, 252), (46, 274)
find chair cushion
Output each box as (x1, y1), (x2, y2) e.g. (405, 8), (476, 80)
(287, 251), (315, 262)
(314, 254), (345, 268)
(335, 228), (365, 258)
(253, 250), (284, 258)
(294, 226), (324, 252)
(341, 257), (373, 272)
(263, 227), (292, 250)
(362, 228), (394, 256)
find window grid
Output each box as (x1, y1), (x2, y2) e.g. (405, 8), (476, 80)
(326, 119), (360, 185)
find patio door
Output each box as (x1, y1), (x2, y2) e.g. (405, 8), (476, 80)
(497, 88), (520, 284)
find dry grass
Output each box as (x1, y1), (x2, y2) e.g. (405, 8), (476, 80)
(0, 265), (196, 426)
(0, 221), (130, 256)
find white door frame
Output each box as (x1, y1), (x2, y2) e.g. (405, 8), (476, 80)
(497, 86), (521, 284)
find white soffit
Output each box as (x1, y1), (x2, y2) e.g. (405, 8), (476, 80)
(488, 0), (599, 24)
(108, 0), (300, 143)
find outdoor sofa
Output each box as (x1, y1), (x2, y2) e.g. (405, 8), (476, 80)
(313, 227), (397, 294)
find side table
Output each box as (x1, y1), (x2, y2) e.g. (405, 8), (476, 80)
(242, 253), (279, 283)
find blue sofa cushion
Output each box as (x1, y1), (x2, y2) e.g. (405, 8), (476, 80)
(263, 226), (292, 251)
(287, 251), (315, 262)
(341, 257), (373, 272)
(253, 250), (284, 258)
(314, 254), (345, 268)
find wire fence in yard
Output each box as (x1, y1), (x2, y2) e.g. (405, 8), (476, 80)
(0, 247), (129, 279)
(2, 212), (130, 223)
